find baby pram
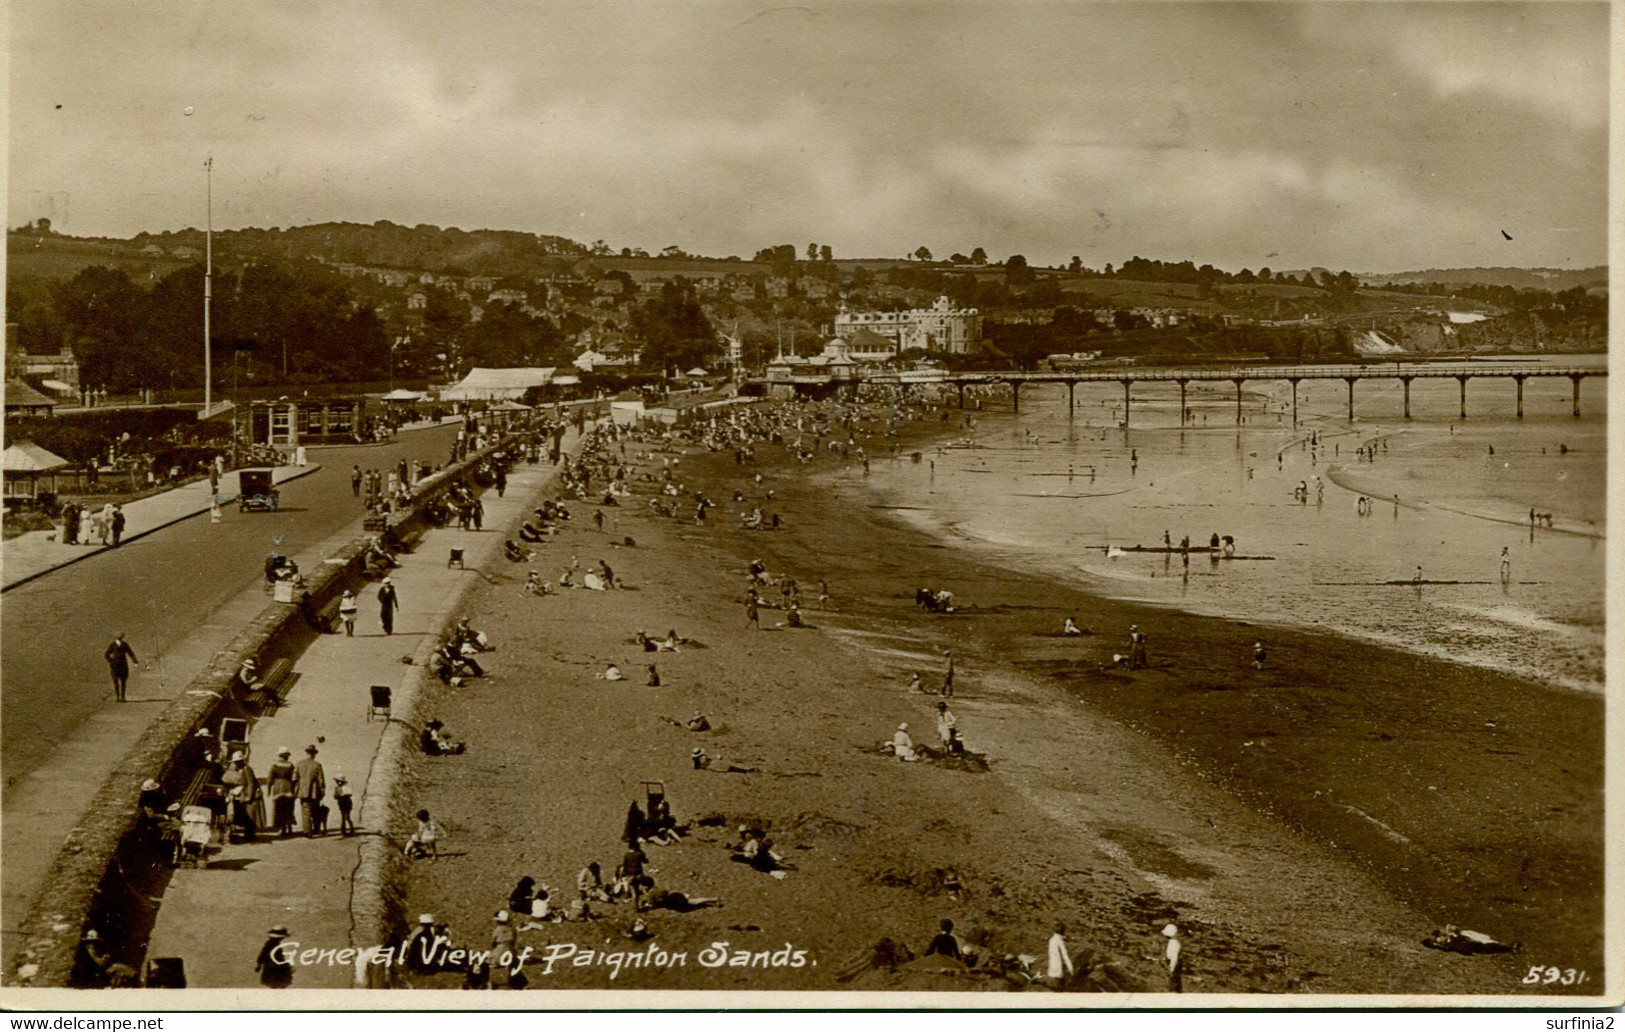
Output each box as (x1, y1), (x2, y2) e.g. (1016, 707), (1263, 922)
(173, 805), (213, 868)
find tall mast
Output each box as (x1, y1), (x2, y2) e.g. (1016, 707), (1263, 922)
(204, 156), (213, 415)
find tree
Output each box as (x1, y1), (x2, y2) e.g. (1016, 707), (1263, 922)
(629, 280), (716, 375)
(660, 245), (687, 259)
(807, 243), (819, 262)
(970, 247), (987, 265)
(914, 246), (933, 262)
(1004, 253), (1034, 286)
(819, 244), (832, 262)
(1068, 256), (1082, 272)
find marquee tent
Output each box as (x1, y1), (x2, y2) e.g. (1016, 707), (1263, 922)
(438, 367), (556, 401)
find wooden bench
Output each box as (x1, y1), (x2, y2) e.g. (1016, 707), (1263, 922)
(245, 657), (295, 715)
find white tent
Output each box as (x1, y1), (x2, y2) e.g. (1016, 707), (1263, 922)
(380, 388), (426, 402)
(685, 367), (710, 378)
(438, 367), (555, 401)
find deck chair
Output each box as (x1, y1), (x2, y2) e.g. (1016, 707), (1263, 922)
(367, 685), (392, 722)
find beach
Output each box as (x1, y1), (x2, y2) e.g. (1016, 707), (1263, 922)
(392, 397), (1602, 994)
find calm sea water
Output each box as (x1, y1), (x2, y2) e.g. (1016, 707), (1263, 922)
(843, 356), (1607, 692)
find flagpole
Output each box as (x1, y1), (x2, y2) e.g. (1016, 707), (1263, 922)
(204, 156), (213, 416)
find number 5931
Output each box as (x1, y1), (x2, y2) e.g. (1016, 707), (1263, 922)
(1522, 965), (1587, 986)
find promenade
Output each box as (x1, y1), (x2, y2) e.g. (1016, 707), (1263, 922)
(0, 425), (461, 972)
(139, 435), (575, 987)
(2, 465), (319, 591)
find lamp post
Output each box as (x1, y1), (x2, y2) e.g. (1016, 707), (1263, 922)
(203, 156), (213, 416)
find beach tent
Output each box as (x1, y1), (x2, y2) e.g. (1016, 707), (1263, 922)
(549, 374), (581, 387)
(380, 388), (426, 402)
(489, 400), (532, 412)
(685, 367), (709, 378)
(2, 441), (69, 498)
(439, 367), (555, 401)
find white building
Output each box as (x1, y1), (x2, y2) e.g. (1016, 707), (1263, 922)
(833, 295), (982, 354)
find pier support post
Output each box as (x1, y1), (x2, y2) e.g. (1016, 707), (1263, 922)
(957, 383), (965, 409)
(1289, 378), (1300, 426)
(1010, 381), (1020, 413)
(1232, 379), (1245, 425)
(1344, 377), (1356, 422)
(1456, 375), (1468, 420)
(1067, 381), (1075, 417)
(1399, 376), (1413, 420)
(1177, 379), (1188, 426)
(1570, 374), (1582, 418)
(1121, 380), (1131, 426)
(1514, 375), (1526, 419)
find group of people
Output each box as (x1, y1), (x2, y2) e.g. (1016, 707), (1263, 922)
(58, 500), (126, 547)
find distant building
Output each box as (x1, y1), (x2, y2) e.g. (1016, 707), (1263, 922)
(488, 288), (528, 305)
(407, 292), (428, 310)
(833, 295), (982, 354)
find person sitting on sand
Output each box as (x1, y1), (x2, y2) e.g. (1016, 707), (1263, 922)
(1063, 617), (1082, 636)
(577, 862), (612, 903)
(1252, 642), (1266, 669)
(925, 919), (963, 962)
(559, 569), (575, 589)
(660, 630), (683, 652)
(646, 663), (661, 687)
(582, 570), (607, 590)
(782, 601), (805, 628)
(637, 631), (658, 652)
(420, 719), (465, 756)
(908, 672), (924, 694)
(684, 712), (711, 732)
(890, 723), (919, 762)
(599, 663), (625, 682)
(405, 809), (440, 859)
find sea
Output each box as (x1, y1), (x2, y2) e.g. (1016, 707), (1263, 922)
(843, 355), (1608, 693)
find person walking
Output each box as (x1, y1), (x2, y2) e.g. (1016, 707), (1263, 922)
(745, 591), (760, 630)
(61, 500), (79, 544)
(1500, 547), (1512, 583)
(110, 505), (126, 547)
(377, 577), (399, 636)
(941, 649), (955, 697)
(104, 633), (139, 702)
(334, 774), (355, 836)
(351, 465), (363, 498)
(295, 744), (327, 837)
(267, 747), (298, 837)
(255, 926), (294, 988)
(339, 590), (358, 637)
(1162, 923), (1184, 992)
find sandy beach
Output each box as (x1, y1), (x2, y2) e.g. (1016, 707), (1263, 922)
(393, 398), (1602, 995)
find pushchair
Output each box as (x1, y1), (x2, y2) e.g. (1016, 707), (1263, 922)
(173, 805), (213, 868)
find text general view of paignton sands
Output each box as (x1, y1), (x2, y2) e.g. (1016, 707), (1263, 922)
(0, 0), (1615, 1010)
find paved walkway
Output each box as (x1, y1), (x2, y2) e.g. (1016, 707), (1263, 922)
(141, 441), (574, 988)
(2, 465), (319, 591)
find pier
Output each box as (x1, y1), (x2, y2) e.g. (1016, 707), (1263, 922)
(765, 362), (1605, 425)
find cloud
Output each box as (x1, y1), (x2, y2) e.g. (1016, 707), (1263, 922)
(6, 0), (1608, 271)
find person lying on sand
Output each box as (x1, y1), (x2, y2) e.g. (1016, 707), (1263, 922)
(693, 748), (756, 774)
(1063, 617), (1083, 636)
(1422, 925), (1520, 955)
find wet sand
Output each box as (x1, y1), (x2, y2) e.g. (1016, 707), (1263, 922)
(394, 403), (1602, 995)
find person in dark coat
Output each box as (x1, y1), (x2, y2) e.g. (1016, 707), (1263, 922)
(255, 926), (293, 987)
(104, 633), (138, 702)
(377, 577), (399, 635)
(110, 505), (126, 546)
(61, 501), (80, 544)
(295, 745), (327, 837)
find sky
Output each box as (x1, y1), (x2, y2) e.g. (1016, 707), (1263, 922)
(6, 0), (1610, 273)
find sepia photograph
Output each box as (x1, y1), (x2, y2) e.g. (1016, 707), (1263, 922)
(0, 0), (1616, 1010)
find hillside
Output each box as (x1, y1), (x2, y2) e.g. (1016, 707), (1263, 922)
(1358, 266), (1606, 291)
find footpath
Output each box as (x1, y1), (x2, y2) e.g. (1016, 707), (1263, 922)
(140, 436), (577, 988)
(1, 465), (319, 592)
